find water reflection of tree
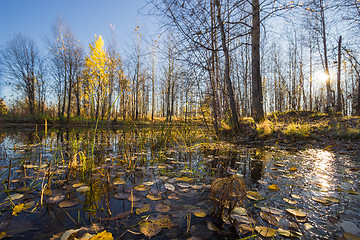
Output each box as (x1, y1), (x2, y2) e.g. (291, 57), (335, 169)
(250, 150), (266, 183)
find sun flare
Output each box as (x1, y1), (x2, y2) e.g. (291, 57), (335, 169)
(315, 71), (329, 85)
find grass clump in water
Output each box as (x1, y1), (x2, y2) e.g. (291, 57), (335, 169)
(210, 175), (246, 220)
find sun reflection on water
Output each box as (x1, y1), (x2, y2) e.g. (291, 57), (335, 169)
(306, 149), (335, 191)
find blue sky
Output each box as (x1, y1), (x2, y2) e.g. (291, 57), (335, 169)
(0, 0), (155, 100)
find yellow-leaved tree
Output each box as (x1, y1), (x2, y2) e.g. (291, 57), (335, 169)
(83, 35), (108, 120)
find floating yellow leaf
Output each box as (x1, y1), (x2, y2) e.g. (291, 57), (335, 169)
(134, 185), (148, 191)
(72, 183), (84, 188)
(140, 222), (161, 238)
(268, 184), (280, 191)
(277, 228), (302, 238)
(246, 191), (264, 201)
(255, 226), (276, 237)
(89, 230), (113, 240)
(44, 189), (52, 196)
(304, 223), (313, 230)
(136, 204), (150, 215)
(0, 232), (6, 239)
(143, 181), (155, 186)
(146, 194), (162, 201)
(193, 211), (207, 217)
(312, 197), (330, 205)
(274, 163), (285, 167)
(323, 196), (339, 203)
(114, 179), (125, 185)
(154, 215), (174, 228)
(12, 203), (26, 216)
(291, 194), (301, 199)
(175, 176), (194, 182)
(290, 167), (297, 171)
(283, 198), (298, 204)
(286, 208), (307, 218)
(343, 232), (360, 240)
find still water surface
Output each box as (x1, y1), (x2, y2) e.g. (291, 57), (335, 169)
(0, 126), (359, 239)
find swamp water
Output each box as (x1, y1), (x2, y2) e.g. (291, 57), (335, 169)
(0, 126), (359, 239)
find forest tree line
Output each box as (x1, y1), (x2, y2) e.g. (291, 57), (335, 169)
(1, 0), (360, 129)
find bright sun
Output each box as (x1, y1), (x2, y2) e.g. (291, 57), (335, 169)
(315, 71), (329, 85)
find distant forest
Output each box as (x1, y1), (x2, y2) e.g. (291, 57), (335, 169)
(1, 0), (360, 129)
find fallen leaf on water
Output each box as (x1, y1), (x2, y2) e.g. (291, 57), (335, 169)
(259, 206), (284, 215)
(347, 190), (360, 195)
(113, 179), (125, 185)
(343, 232), (360, 240)
(260, 211), (280, 227)
(207, 221), (220, 232)
(237, 224), (253, 234)
(193, 211), (207, 217)
(89, 230), (113, 240)
(114, 193), (130, 200)
(274, 163), (285, 167)
(312, 197), (330, 205)
(175, 176), (193, 182)
(155, 203), (171, 213)
(290, 167), (297, 171)
(12, 203), (26, 216)
(304, 223), (313, 230)
(146, 194), (162, 201)
(127, 195), (141, 202)
(5, 193), (24, 201)
(136, 204), (150, 215)
(76, 186), (90, 192)
(323, 196), (339, 203)
(59, 199), (79, 208)
(0, 232), (6, 239)
(277, 228), (302, 238)
(328, 216), (339, 224)
(154, 215), (174, 228)
(143, 181), (155, 186)
(178, 183), (191, 188)
(268, 184), (280, 191)
(233, 207), (247, 216)
(291, 194), (301, 199)
(341, 221), (360, 235)
(191, 185), (203, 190)
(134, 185), (148, 191)
(168, 193), (179, 200)
(164, 183), (175, 191)
(255, 226), (276, 237)
(60, 229), (80, 240)
(158, 176), (168, 181)
(283, 198), (298, 204)
(246, 191), (264, 201)
(47, 195), (65, 204)
(72, 183), (84, 188)
(140, 222), (161, 238)
(286, 208), (307, 218)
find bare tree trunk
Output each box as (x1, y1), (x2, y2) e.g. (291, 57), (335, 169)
(309, 38), (313, 111)
(320, 0), (332, 111)
(336, 36), (342, 113)
(358, 77), (360, 116)
(251, 0), (264, 121)
(215, 0), (240, 130)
